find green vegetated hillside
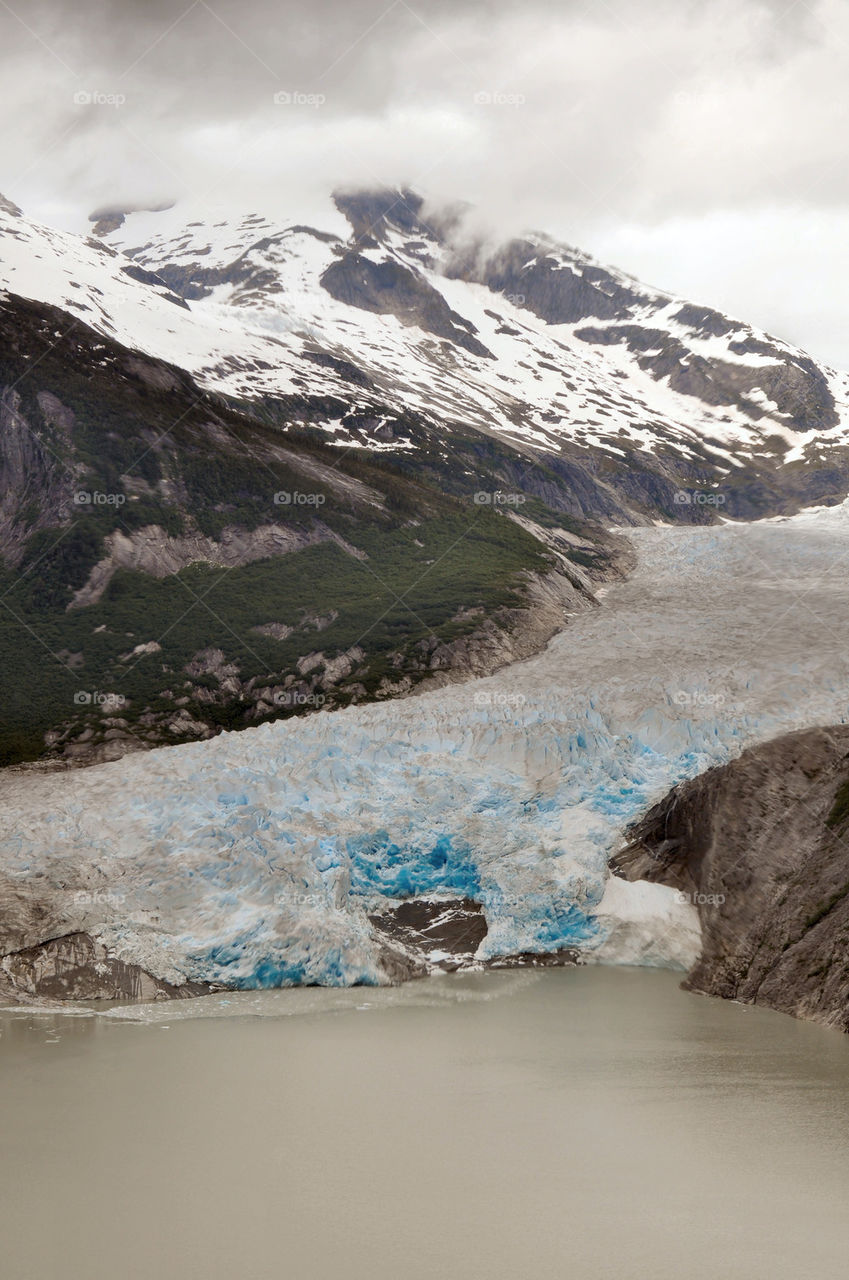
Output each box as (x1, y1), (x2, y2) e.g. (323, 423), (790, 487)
(0, 296), (616, 767)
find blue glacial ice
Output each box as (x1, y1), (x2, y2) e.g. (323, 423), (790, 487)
(4, 503), (849, 987)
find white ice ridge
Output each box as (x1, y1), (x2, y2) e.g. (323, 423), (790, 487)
(4, 502), (849, 988)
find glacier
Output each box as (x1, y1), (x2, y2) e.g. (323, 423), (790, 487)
(4, 502), (849, 989)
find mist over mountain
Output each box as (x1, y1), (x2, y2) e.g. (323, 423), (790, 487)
(5, 0), (849, 363)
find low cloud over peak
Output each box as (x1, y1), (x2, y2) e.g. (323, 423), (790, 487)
(4, 0), (849, 363)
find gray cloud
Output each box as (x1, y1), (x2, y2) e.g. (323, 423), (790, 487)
(2, 0), (849, 362)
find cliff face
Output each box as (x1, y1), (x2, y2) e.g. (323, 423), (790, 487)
(613, 726), (849, 1032)
(0, 932), (211, 1003)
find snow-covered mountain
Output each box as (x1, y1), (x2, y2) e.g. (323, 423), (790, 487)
(3, 186), (849, 519)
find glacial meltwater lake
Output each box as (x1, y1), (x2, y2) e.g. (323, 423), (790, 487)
(3, 967), (849, 1280)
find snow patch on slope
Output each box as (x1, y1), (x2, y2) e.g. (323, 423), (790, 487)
(4, 193), (844, 470)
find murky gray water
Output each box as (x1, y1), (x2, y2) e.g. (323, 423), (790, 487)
(3, 968), (849, 1279)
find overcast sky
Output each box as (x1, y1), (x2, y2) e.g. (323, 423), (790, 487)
(2, 0), (849, 363)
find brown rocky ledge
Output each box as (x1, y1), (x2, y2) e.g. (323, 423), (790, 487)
(613, 725), (849, 1032)
(0, 932), (212, 1004)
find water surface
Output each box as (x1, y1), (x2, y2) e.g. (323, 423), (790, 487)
(3, 968), (849, 1279)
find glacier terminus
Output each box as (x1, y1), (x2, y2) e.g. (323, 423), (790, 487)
(4, 501), (849, 991)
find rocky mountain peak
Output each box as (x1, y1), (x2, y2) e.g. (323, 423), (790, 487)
(0, 192), (22, 218)
(88, 199), (176, 239)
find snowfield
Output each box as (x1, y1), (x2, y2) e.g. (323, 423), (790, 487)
(4, 502), (849, 988)
(3, 193), (849, 469)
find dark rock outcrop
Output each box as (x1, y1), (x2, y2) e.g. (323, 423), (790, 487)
(369, 898), (488, 972)
(368, 895), (578, 976)
(0, 385), (75, 565)
(576, 323), (838, 433)
(321, 253), (492, 358)
(0, 932), (211, 1003)
(334, 187), (428, 245)
(88, 200), (175, 239)
(120, 263), (190, 309)
(0, 192), (22, 218)
(454, 236), (641, 324)
(613, 726), (849, 1031)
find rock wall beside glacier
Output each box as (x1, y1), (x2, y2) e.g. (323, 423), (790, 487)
(613, 725), (849, 1032)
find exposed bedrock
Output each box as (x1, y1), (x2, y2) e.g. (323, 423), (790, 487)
(613, 726), (849, 1031)
(320, 252), (492, 358)
(0, 932), (211, 1003)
